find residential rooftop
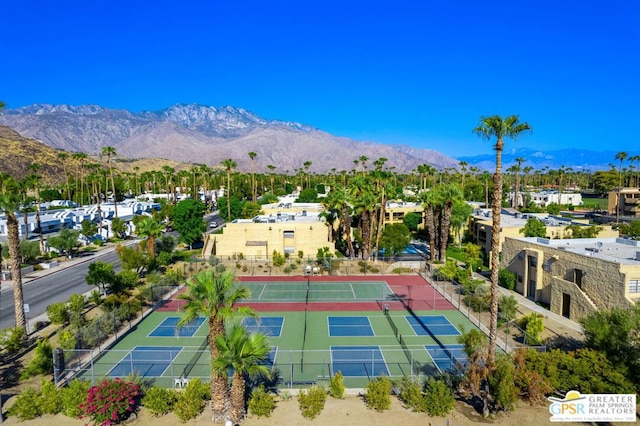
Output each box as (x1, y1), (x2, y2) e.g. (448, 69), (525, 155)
(513, 237), (640, 265)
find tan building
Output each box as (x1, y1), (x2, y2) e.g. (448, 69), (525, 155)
(501, 237), (640, 321)
(608, 187), (640, 217)
(203, 209), (333, 260)
(383, 201), (423, 225)
(470, 209), (618, 262)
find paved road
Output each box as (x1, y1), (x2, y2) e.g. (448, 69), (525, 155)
(0, 248), (124, 331)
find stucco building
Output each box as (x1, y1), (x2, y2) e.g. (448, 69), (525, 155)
(608, 187), (640, 217)
(501, 236), (640, 320)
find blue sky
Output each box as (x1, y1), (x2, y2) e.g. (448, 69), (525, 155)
(1, 0), (638, 157)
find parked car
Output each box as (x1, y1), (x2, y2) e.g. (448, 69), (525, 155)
(209, 221), (217, 228)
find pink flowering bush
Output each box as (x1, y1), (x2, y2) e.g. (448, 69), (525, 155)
(80, 378), (140, 425)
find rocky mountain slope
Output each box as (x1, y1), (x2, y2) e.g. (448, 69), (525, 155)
(0, 104), (459, 173)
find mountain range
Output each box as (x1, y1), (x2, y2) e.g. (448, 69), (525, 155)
(0, 104), (459, 173)
(0, 103), (622, 173)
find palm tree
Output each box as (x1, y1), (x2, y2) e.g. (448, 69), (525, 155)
(102, 146), (118, 218)
(212, 322), (272, 424)
(221, 159), (237, 222)
(248, 151), (257, 201)
(614, 151), (628, 223)
(458, 160), (468, 189)
(473, 115), (532, 367)
(26, 166), (46, 254)
(134, 216), (165, 258)
(178, 270), (254, 421)
(303, 161), (312, 189)
(0, 173), (26, 329)
(266, 165), (276, 194)
(513, 157), (526, 209)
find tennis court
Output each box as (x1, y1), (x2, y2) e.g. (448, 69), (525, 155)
(237, 280), (395, 302)
(66, 275), (481, 388)
(328, 316), (374, 336)
(108, 346), (183, 377)
(330, 346), (389, 377)
(148, 316), (205, 337)
(242, 316), (284, 337)
(406, 315), (460, 336)
(425, 344), (468, 371)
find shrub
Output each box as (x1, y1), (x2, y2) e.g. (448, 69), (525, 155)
(518, 313), (545, 344)
(60, 379), (90, 418)
(364, 376), (392, 412)
(248, 385), (276, 418)
(21, 338), (53, 379)
(328, 371), (345, 399)
(80, 378), (141, 425)
(142, 386), (179, 416)
(47, 301), (70, 324)
(398, 375), (423, 411)
(174, 379), (209, 422)
(487, 356), (518, 412)
(498, 268), (517, 290)
(8, 388), (41, 421)
(421, 378), (455, 416)
(297, 385), (326, 419)
(39, 380), (63, 414)
(0, 326), (26, 354)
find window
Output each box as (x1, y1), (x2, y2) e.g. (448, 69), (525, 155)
(629, 280), (640, 293)
(528, 256), (537, 267)
(283, 231), (294, 239)
(517, 275), (523, 283)
(284, 246), (295, 254)
(517, 252), (524, 261)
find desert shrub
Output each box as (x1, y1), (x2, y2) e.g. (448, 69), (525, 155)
(297, 385), (326, 419)
(498, 295), (518, 325)
(174, 379), (209, 422)
(142, 386), (179, 416)
(8, 388), (41, 420)
(60, 379), (90, 418)
(80, 378), (141, 425)
(46, 301), (70, 324)
(39, 380), (63, 414)
(0, 326), (26, 354)
(89, 289), (102, 306)
(421, 378), (455, 416)
(248, 385), (276, 418)
(487, 356), (518, 412)
(272, 251), (285, 267)
(328, 371), (345, 399)
(364, 376), (392, 412)
(21, 338), (53, 379)
(398, 375), (423, 411)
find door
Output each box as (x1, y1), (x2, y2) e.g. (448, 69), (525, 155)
(562, 293), (570, 318)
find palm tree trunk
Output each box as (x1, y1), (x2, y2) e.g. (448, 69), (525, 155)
(7, 213), (26, 329)
(373, 186), (386, 261)
(230, 372), (245, 424)
(440, 201), (453, 262)
(210, 318), (230, 421)
(488, 143), (504, 368)
(342, 207), (354, 258)
(424, 204), (436, 263)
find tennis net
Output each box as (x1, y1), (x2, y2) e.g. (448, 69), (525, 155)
(182, 336), (208, 378)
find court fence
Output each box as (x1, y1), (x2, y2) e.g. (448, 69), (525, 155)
(427, 274), (547, 354)
(53, 347), (462, 389)
(53, 283), (182, 385)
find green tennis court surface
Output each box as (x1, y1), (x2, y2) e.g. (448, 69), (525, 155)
(236, 280), (395, 302)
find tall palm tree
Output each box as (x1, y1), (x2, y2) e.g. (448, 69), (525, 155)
(221, 159), (237, 222)
(266, 165), (276, 194)
(72, 152), (88, 205)
(0, 173), (26, 329)
(513, 157), (526, 209)
(212, 323), (272, 424)
(248, 151), (257, 201)
(134, 216), (165, 258)
(614, 151), (628, 223)
(303, 161), (312, 189)
(102, 146), (118, 218)
(473, 115), (532, 367)
(26, 166), (46, 254)
(178, 270), (254, 421)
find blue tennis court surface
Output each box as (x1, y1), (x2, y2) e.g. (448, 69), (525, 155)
(109, 346), (183, 377)
(406, 315), (460, 336)
(328, 316), (374, 336)
(425, 344), (468, 371)
(149, 316), (205, 337)
(331, 346), (389, 377)
(243, 317), (284, 337)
